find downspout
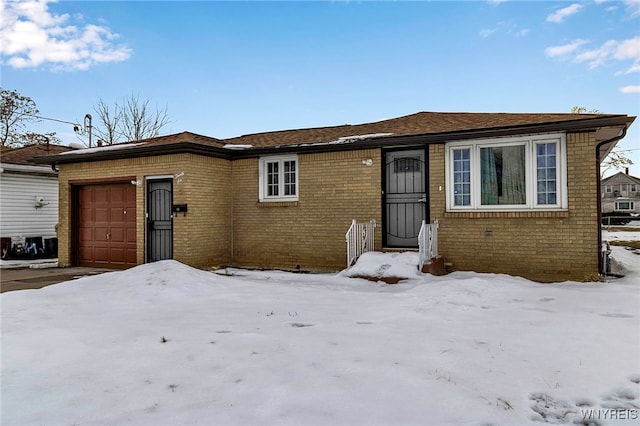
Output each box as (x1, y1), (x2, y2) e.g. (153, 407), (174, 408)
(51, 163), (58, 172)
(595, 126), (628, 276)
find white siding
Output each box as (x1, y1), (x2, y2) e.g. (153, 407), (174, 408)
(0, 172), (59, 238)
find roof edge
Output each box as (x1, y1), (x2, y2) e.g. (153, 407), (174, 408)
(32, 113), (636, 165)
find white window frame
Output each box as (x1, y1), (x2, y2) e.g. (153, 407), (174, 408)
(615, 200), (635, 211)
(605, 184), (612, 193)
(445, 133), (568, 211)
(631, 184), (637, 192)
(259, 154), (299, 202)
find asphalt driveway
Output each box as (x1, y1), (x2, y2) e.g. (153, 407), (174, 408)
(1, 266), (113, 293)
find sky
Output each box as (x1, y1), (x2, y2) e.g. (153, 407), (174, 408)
(1, 0), (639, 175)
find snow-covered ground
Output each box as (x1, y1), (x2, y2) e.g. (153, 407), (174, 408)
(603, 228), (640, 244)
(2, 245), (639, 425)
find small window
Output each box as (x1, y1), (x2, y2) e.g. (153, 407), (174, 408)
(452, 148), (472, 206)
(605, 184), (612, 193)
(259, 155), (299, 201)
(536, 142), (557, 205)
(631, 184), (637, 192)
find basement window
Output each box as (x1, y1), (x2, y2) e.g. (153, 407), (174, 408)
(259, 155), (299, 202)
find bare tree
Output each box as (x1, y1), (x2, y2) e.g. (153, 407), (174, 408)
(1, 88), (39, 147)
(22, 131), (62, 146)
(571, 106), (601, 114)
(571, 106), (633, 176)
(601, 150), (634, 177)
(93, 94), (170, 145)
(93, 99), (122, 145)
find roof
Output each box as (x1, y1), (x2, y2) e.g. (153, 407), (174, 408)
(106, 131), (224, 148)
(222, 111), (624, 148)
(32, 111), (636, 165)
(601, 171), (640, 185)
(1, 143), (74, 165)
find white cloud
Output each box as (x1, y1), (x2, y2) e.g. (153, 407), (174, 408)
(574, 37), (640, 72)
(613, 36), (640, 61)
(544, 39), (588, 57)
(625, 0), (640, 17)
(617, 62), (640, 75)
(546, 3), (584, 23)
(575, 40), (618, 68)
(619, 85), (640, 93)
(487, 0), (508, 5)
(547, 36), (640, 76)
(0, 0), (131, 71)
(479, 28), (496, 38)
(479, 21), (529, 39)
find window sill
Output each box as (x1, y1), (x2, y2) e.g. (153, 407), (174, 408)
(444, 210), (569, 218)
(257, 201), (299, 208)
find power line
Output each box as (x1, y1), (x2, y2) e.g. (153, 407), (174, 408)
(25, 113), (81, 127)
(25, 113), (93, 147)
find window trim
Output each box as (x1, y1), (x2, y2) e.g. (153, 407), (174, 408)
(445, 134), (567, 212)
(615, 200), (635, 211)
(258, 155), (299, 202)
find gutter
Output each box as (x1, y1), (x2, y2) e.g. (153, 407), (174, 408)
(596, 125), (629, 277)
(0, 162), (59, 176)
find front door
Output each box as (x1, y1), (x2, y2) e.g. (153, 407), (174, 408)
(147, 179), (173, 262)
(384, 149), (428, 247)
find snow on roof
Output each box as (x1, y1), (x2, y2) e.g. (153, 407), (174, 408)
(268, 132), (396, 150)
(336, 133), (394, 142)
(59, 142), (146, 155)
(223, 144), (253, 150)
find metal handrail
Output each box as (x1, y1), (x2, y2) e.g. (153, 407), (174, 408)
(418, 219), (439, 271)
(345, 219), (377, 267)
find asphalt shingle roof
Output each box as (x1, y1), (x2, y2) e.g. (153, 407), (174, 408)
(221, 111), (612, 147)
(0, 144), (73, 165)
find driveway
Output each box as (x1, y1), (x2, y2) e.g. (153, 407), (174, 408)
(1, 266), (113, 293)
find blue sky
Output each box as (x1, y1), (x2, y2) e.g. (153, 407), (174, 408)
(2, 0), (639, 175)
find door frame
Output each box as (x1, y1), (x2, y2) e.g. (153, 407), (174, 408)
(145, 176), (174, 263)
(381, 146), (429, 248)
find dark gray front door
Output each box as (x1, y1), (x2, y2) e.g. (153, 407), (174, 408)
(147, 179), (173, 262)
(384, 149), (427, 247)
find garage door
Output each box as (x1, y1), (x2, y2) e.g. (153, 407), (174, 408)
(77, 183), (137, 268)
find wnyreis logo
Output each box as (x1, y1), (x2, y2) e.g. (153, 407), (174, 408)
(581, 408), (638, 421)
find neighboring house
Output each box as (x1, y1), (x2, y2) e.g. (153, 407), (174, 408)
(34, 111), (635, 282)
(601, 170), (640, 215)
(0, 144), (73, 258)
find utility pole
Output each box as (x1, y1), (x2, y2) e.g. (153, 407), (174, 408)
(84, 114), (92, 147)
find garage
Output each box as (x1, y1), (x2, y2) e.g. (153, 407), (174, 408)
(75, 182), (137, 268)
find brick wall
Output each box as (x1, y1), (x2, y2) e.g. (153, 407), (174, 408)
(57, 153), (232, 269)
(429, 132), (600, 282)
(231, 149), (382, 271)
(57, 131), (601, 281)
